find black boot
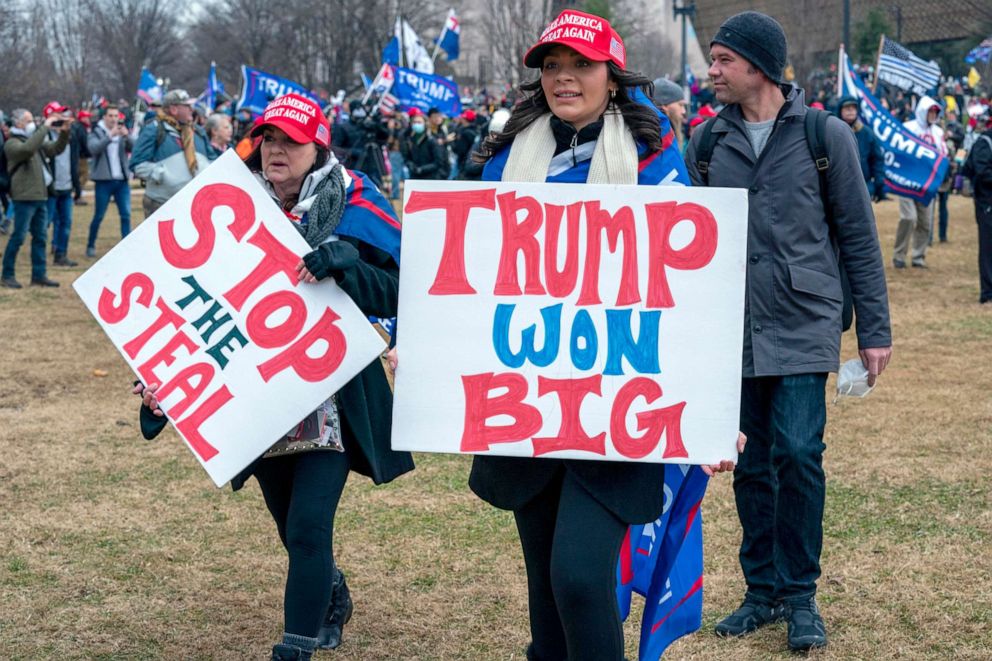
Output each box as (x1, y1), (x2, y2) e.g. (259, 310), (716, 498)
(271, 633), (317, 660)
(317, 568), (353, 650)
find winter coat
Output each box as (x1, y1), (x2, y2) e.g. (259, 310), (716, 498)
(401, 131), (449, 179)
(4, 127), (69, 201)
(130, 119), (215, 203)
(963, 130), (992, 206)
(88, 121), (134, 180)
(685, 85), (891, 377)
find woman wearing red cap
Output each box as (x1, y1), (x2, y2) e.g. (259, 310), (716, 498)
(470, 10), (742, 660)
(136, 93), (412, 661)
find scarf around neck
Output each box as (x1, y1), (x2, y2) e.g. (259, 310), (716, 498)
(501, 105), (638, 184)
(157, 111), (198, 176)
(258, 156), (347, 249)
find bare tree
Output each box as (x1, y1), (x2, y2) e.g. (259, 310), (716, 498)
(483, 0), (556, 87)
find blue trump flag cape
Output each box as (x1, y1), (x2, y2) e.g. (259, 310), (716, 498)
(391, 66), (461, 117)
(617, 465), (709, 660)
(237, 65), (320, 119)
(483, 99), (704, 659)
(839, 49), (948, 206)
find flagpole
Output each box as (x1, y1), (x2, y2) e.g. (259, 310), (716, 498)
(871, 34), (885, 94)
(431, 24), (448, 64)
(398, 15), (405, 69)
(837, 44), (844, 98)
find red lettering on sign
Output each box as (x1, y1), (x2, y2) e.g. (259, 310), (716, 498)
(543, 202), (582, 298)
(245, 290), (307, 348)
(123, 297), (185, 359)
(159, 183), (256, 269)
(223, 223), (301, 311)
(610, 378), (688, 459)
(137, 329), (200, 388)
(495, 192), (546, 296)
(532, 375), (606, 456)
(175, 385), (234, 462)
(405, 188), (496, 295)
(460, 372), (542, 452)
(645, 202), (718, 308)
(578, 202), (640, 307)
(97, 272), (154, 323)
(256, 307), (347, 383)
(155, 362), (215, 419)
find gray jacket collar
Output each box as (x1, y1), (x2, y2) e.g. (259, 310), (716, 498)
(711, 84), (805, 135)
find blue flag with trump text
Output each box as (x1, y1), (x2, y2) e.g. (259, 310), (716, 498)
(617, 464), (708, 660)
(237, 65), (320, 118)
(391, 66), (461, 116)
(840, 50), (948, 206)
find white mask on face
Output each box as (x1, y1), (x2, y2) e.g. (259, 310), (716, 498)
(835, 358), (874, 400)
(24, 122), (37, 135)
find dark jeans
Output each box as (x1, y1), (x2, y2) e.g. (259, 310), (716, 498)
(87, 179), (132, 249)
(977, 200), (992, 303)
(513, 467), (627, 661)
(253, 450), (350, 637)
(735, 373), (828, 605)
(47, 190), (74, 256)
(937, 190), (949, 241)
(2, 200), (49, 280)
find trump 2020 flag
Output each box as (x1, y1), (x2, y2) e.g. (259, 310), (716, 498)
(391, 67), (461, 117)
(436, 9), (460, 61)
(617, 465), (709, 659)
(237, 65), (320, 118)
(137, 67), (162, 105)
(839, 48), (948, 206)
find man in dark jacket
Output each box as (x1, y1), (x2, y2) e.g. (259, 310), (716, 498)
(838, 96), (887, 201)
(401, 110), (448, 180)
(85, 106), (134, 258)
(962, 115), (992, 304)
(685, 12), (892, 651)
(449, 109), (479, 178)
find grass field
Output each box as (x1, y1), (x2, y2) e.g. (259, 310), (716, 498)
(1, 191), (990, 660)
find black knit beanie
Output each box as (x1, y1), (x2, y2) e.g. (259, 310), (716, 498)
(710, 11), (787, 83)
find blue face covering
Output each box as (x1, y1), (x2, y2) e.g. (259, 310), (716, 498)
(411, 123), (426, 135)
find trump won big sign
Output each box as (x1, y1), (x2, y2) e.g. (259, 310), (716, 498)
(392, 181), (748, 465)
(74, 150), (386, 487)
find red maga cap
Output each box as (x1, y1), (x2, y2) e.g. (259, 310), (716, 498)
(250, 94), (330, 148)
(43, 101), (69, 118)
(523, 10), (625, 69)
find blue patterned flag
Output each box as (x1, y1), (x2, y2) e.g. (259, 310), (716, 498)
(617, 465), (709, 660)
(965, 37), (992, 64)
(137, 67), (162, 104)
(383, 36), (400, 66)
(876, 36), (941, 96)
(236, 65), (320, 118)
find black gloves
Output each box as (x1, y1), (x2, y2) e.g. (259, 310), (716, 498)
(303, 240), (360, 282)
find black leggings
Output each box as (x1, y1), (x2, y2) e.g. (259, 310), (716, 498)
(513, 468), (628, 661)
(253, 451), (350, 637)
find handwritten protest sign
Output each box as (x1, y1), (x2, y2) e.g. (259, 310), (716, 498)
(392, 181), (747, 465)
(74, 150), (387, 487)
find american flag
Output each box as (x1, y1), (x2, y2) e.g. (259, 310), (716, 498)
(876, 36), (941, 96)
(965, 37), (992, 65)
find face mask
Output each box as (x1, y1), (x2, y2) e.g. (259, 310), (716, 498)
(24, 121), (37, 134)
(352, 109), (367, 119)
(835, 358), (874, 401)
(411, 123), (426, 135)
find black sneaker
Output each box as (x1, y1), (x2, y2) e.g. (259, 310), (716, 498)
(1, 277), (22, 289)
(30, 276), (60, 287)
(786, 597), (827, 650)
(715, 596), (784, 637)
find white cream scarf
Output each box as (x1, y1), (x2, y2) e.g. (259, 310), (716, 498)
(501, 105), (639, 184)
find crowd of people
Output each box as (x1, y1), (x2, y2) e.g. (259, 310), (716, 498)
(2, 7), (991, 661)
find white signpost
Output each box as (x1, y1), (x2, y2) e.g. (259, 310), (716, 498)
(74, 150), (387, 487)
(392, 180), (748, 465)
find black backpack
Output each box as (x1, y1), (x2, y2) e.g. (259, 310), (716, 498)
(0, 136), (27, 195)
(693, 108), (854, 332)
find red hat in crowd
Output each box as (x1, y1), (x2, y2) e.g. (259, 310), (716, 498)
(250, 93), (331, 148)
(43, 101), (69, 118)
(461, 109), (477, 122)
(524, 9), (626, 69)
(689, 116), (706, 129)
(697, 104), (717, 118)
(809, 101), (825, 110)
(78, 110), (92, 120)
(407, 107), (423, 118)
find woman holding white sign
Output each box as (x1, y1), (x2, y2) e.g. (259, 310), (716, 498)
(138, 93), (412, 661)
(469, 10), (743, 660)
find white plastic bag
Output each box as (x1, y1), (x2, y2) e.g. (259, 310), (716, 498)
(835, 358), (874, 402)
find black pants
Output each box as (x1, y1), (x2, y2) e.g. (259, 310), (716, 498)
(513, 467), (627, 661)
(253, 451), (350, 637)
(976, 199), (992, 303)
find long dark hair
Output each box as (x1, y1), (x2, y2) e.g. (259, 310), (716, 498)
(474, 61), (661, 164)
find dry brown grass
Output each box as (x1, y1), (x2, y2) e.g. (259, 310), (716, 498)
(1, 192), (990, 660)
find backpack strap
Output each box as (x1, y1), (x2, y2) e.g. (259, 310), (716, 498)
(693, 116), (721, 186)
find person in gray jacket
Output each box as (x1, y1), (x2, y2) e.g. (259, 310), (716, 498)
(85, 106), (134, 258)
(684, 11), (892, 651)
(129, 89), (215, 219)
